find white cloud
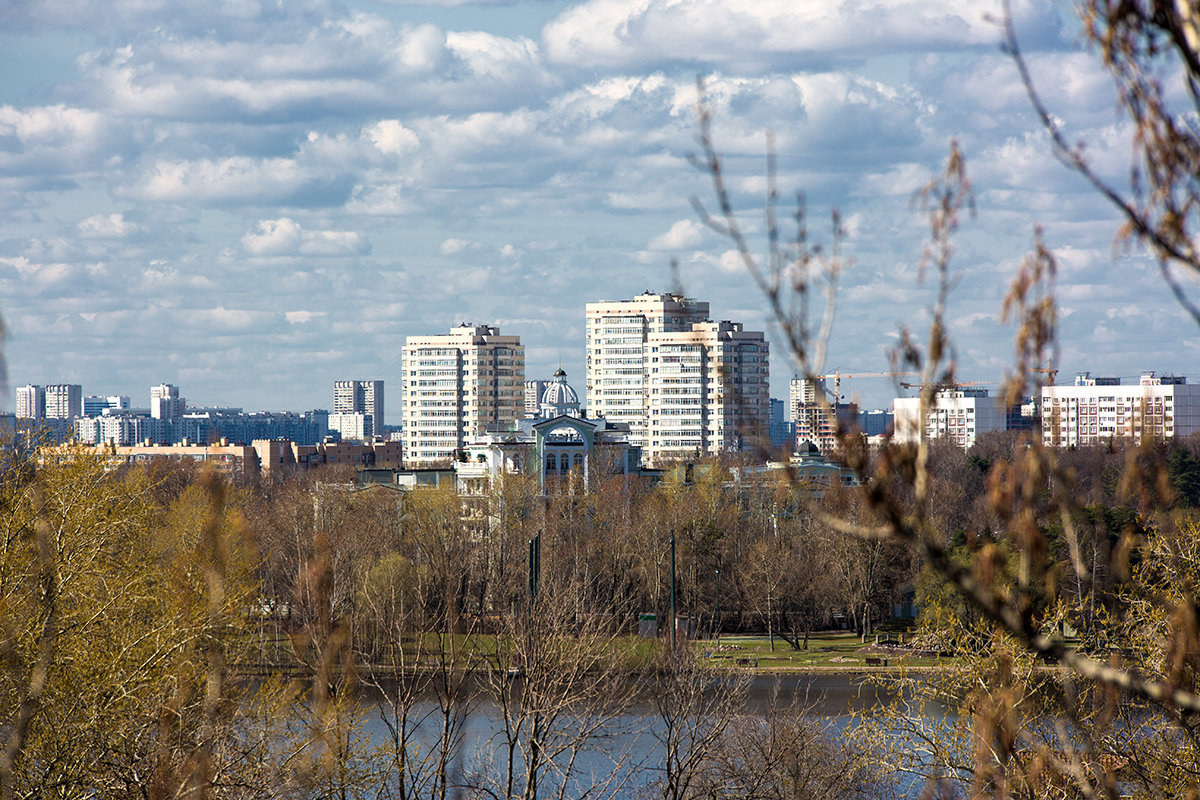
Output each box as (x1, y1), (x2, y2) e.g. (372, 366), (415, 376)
(368, 120), (421, 156)
(542, 0), (1028, 70)
(241, 218), (370, 256)
(649, 219), (704, 250)
(77, 213), (143, 239)
(285, 310), (327, 324)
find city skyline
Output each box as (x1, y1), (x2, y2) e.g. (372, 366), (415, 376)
(3, 0), (1198, 416)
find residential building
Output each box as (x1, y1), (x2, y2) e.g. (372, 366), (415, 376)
(524, 379), (551, 418)
(150, 384), (186, 420)
(644, 320), (769, 462)
(329, 411), (373, 442)
(43, 384), (83, 419)
(586, 292), (767, 463)
(893, 388), (1007, 448)
(1041, 371), (1200, 448)
(585, 291), (709, 450)
(789, 377), (856, 454)
(83, 395), (131, 416)
(15, 385), (44, 420)
(333, 380), (384, 430)
(402, 323), (525, 464)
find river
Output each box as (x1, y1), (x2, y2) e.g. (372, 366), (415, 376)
(349, 672), (945, 798)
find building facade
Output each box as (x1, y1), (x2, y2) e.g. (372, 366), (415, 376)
(402, 324), (525, 464)
(643, 320), (769, 462)
(524, 379), (550, 418)
(1041, 371), (1200, 448)
(150, 384), (186, 420)
(333, 380), (384, 431)
(788, 377), (857, 454)
(43, 384), (83, 420)
(585, 292), (710, 450)
(586, 293), (769, 464)
(892, 388), (1007, 448)
(15, 385), (45, 420)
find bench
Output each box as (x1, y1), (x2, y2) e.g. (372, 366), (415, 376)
(865, 657), (888, 667)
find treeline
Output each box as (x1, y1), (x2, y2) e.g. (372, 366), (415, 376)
(4, 433), (1200, 797)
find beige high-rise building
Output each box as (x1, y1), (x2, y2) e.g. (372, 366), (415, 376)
(585, 292), (709, 448)
(402, 324), (524, 464)
(586, 293), (769, 464)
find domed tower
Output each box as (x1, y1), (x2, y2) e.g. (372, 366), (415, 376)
(539, 367), (581, 419)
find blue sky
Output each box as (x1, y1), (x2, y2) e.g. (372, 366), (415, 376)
(2, 0), (1196, 421)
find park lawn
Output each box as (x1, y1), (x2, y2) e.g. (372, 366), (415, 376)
(694, 632), (949, 671)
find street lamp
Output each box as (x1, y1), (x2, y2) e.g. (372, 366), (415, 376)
(715, 568), (721, 648)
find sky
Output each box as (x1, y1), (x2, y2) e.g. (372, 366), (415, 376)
(2, 0), (1197, 422)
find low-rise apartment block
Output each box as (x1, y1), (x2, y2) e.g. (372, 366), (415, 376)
(1041, 371), (1200, 447)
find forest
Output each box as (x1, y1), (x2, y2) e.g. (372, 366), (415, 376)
(3, 431), (1200, 798)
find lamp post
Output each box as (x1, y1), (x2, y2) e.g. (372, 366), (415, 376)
(669, 534), (677, 652)
(715, 568), (721, 648)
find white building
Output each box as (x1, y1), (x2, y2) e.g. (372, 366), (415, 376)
(333, 380), (384, 430)
(645, 320), (769, 462)
(83, 395), (131, 417)
(43, 384), (83, 419)
(328, 412), (373, 442)
(15, 385), (44, 420)
(1041, 371), (1200, 448)
(893, 388), (1007, 448)
(524, 379), (551, 418)
(586, 292), (768, 464)
(586, 292), (709, 449)
(402, 324), (525, 464)
(150, 384), (186, 420)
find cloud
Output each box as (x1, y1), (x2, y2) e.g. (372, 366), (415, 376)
(77, 213), (144, 239)
(241, 218), (370, 256)
(542, 0), (1035, 70)
(648, 219), (704, 250)
(285, 310), (328, 324)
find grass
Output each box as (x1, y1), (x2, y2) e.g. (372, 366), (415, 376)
(695, 632), (951, 671)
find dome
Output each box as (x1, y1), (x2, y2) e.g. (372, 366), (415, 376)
(540, 368), (580, 418)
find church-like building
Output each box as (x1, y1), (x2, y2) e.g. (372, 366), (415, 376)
(453, 369), (641, 494)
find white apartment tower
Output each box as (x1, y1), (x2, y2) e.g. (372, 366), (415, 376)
(586, 293), (769, 464)
(15, 385), (45, 420)
(402, 324), (525, 464)
(585, 292), (709, 448)
(1041, 371), (1200, 447)
(645, 320), (770, 462)
(43, 384), (83, 419)
(333, 380), (384, 430)
(150, 383), (186, 420)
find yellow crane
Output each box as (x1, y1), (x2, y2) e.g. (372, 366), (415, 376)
(822, 368), (918, 401)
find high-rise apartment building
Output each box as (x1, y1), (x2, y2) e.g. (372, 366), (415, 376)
(586, 293), (769, 464)
(788, 376), (857, 454)
(645, 320), (769, 461)
(43, 384), (83, 419)
(402, 324), (525, 464)
(15, 385), (45, 420)
(586, 292), (709, 449)
(1041, 371), (1200, 447)
(151, 384), (186, 420)
(524, 379), (550, 418)
(333, 380), (384, 430)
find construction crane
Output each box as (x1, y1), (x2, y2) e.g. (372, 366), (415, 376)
(1029, 359), (1058, 386)
(821, 368), (918, 401)
(899, 379), (996, 390)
